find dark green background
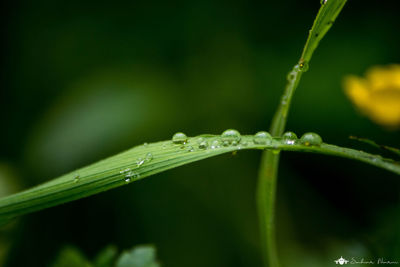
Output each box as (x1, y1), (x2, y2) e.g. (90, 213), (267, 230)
(1, 0), (399, 266)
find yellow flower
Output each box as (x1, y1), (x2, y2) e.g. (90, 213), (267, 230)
(343, 64), (400, 128)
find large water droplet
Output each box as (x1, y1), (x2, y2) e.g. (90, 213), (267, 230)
(199, 141), (208, 149)
(300, 132), (322, 146)
(221, 129), (241, 144)
(282, 131), (297, 145)
(172, 132), (188, 144)
(253, 131), (272, 145)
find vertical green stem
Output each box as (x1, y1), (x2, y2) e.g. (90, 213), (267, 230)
(256, 1), (347, 266)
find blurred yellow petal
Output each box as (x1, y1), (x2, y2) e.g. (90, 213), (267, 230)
(366, 64), (400, 91)
(343, 76), (370, 109)
(368, 89), (400, 126)
(343, 64), (400, 128)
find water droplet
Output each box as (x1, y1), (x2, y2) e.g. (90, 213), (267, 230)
(125, 171), (139, 179)
(136, 157), (145, 167)
(222, 140), (230, 147)
(73, 174), (80, 183)
(282, 131), (297, 145)
(120, 168), (131, 174)
(172, 132), (187, 144)
(143, 142), (148, 147)
(196, 137), (205, 144)
(253, 131), (272, 145)
(294, 62), (308, 72)
(125, 178), (131, 183)
(187, 145), (194, 152)
(320, 0), (327, 4)
(241, 140), (248, 146)
(145, 152), (153, 161)
(199, 141), (208, 149)
(232, 141), (238, 146)
(287, 71), (296, 82)
(211, 140), (220, 149)
(299, 61), (309, 72)
(221, 129), (241, 144)
(300, 132), (322, 146)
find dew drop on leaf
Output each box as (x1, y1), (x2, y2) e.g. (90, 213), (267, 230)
(282, 131), (298, 145)
(211, 140), (221, 149)
(199, 141), (208, 149)
(120, 168), (131, 174)
(221, 129), (241, 144)
(136, 157), (145, 167)
(253, 131), (272, 145)
(73, 174), (80, 183)
(172, 132), (188, 144)
(300, 132), (322, 146)
(145, 152), (153, 161)
(196, 137), (205, 144)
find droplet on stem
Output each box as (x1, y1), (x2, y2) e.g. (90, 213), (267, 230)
(300, 132), (322, 146)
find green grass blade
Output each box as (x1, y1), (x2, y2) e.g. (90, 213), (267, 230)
(259, 1), (347, 266)
(350, 136), (400, 157)
(1, 133), (398, 225)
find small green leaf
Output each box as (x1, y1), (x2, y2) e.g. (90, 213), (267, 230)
(350, 136), (400, 157)
(51, 246), (92, 267)
(116, 245), (160, 267)
(93, 245), (118, 267)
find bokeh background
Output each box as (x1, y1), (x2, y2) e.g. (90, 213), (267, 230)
(1, 0), (400, 266)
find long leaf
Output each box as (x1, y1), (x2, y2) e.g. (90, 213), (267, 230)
(1, 133), (398, 225)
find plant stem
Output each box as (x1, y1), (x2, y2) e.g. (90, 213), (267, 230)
(256, 1), (347, 266)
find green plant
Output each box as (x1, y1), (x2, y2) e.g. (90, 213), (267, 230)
(1, 1), (398, 266)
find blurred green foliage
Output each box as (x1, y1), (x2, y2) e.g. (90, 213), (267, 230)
(1, 0), (399, 266)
